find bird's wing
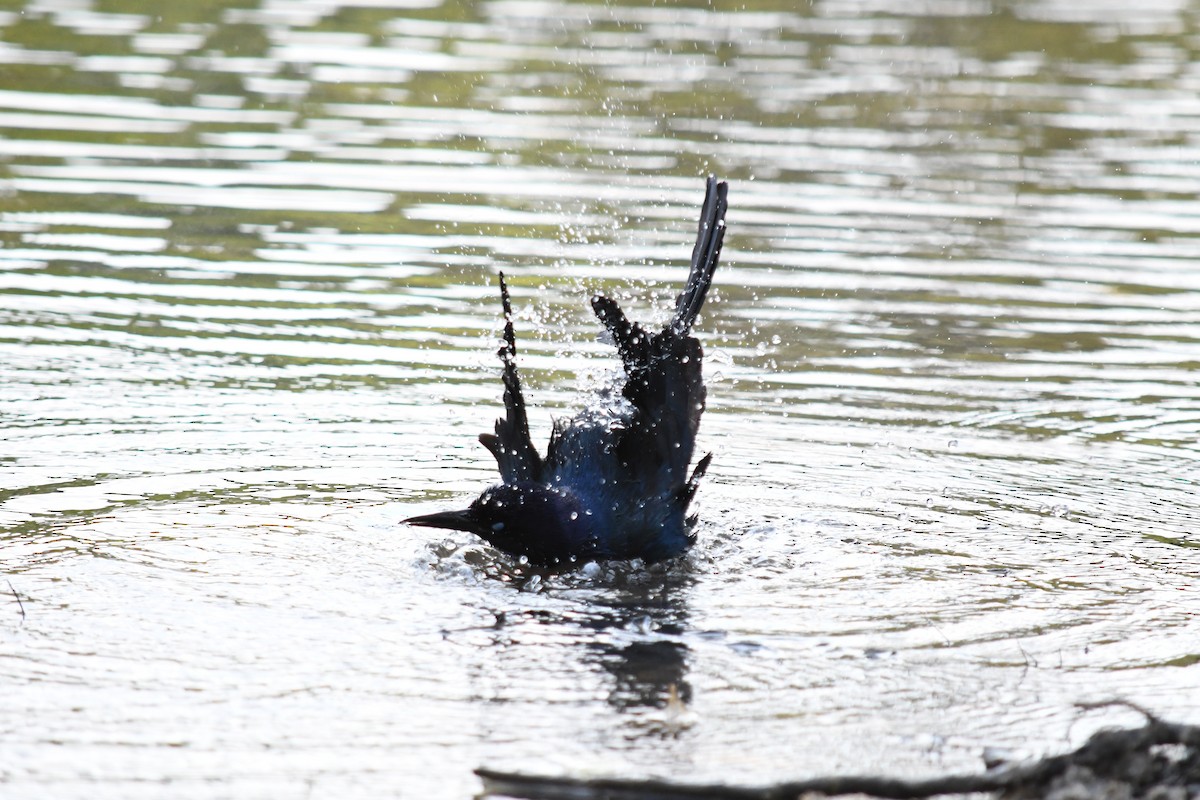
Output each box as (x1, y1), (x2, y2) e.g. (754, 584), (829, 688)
(588, 177), (728, 498)
(618, 329), (706, 496)
(478, 273), (544, 484)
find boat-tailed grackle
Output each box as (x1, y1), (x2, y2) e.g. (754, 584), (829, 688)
(406, 177), (729, 567)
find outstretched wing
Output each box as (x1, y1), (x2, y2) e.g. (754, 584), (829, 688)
(590, 177), (728, 500)
(478, 272), (544, 484)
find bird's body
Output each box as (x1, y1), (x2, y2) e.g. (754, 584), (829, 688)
(406, 177), (729, 568)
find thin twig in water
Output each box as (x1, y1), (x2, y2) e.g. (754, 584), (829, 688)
(8, 579), (25, 623)
(1075, 698), (1158, 723)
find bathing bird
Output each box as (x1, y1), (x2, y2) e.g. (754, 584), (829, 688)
(405, 176), (729, 567)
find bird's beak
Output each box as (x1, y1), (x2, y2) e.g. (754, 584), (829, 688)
(403, 509), (482, 534)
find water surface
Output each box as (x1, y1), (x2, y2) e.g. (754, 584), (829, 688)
(2, 0), (1199, 797)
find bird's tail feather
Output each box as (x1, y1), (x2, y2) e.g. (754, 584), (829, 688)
(590, 175), (729, 361)
(672, 175), (728, 335)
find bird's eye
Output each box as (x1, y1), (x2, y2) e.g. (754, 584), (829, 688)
(491, 522), (505, 532)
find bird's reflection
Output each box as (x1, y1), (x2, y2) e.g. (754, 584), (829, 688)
(448, 550), (698, 733)
(572, 569), (694, 717)
(597, 639), (691, 711)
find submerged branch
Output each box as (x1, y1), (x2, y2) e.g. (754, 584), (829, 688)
(478, 714), (1200, 800)
(476, 767), (1009, 800)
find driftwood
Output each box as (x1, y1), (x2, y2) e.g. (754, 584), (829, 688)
(477, 705), (1200, 800)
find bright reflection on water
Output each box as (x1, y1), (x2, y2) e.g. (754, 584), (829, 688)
(2, 0), (1199, 796)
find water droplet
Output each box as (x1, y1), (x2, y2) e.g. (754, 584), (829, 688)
(569, 511), (578, 521)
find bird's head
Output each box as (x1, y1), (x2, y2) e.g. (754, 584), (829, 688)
(405, 483), (602, 568)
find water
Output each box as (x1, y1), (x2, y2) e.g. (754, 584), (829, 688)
(2, 0), (1199, 797)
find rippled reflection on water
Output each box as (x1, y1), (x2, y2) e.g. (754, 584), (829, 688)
(2, 0), (1199, 797)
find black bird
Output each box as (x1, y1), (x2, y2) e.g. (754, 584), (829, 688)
(405, 177), (729, 567)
